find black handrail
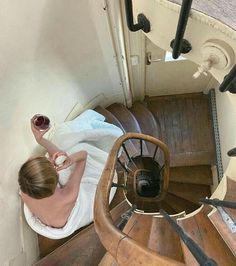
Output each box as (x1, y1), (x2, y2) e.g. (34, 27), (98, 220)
(124, 0), (151, 33)
(228, 147), (236, 157)
(219, 64), (236, 93)
(160, 209), (218, 266)
(199, 198), (236, 209)
(170, 0), (193, 59)
(116, 204), (137, 230)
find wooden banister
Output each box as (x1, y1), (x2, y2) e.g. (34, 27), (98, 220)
(94, 133), (183, 265)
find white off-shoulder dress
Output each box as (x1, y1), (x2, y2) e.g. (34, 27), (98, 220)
(23, 110), (123, 239)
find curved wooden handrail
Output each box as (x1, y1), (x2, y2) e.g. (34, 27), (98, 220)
(94, 133), (184, 265)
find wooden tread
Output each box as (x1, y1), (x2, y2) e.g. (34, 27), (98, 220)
(169, 165), (213, 185)
(35, 224), (105, 266)
(170, 152), (215, 167)
(129, 102), (162, 155)
(168, 182), (211, 204)
(107, 103), (149, 155)
(146, 93), (216, 167)
(94, 105), (137, 157)
(94, 105), (126, 132)
(164, 193), (201, 214)
(123, 213), (153, 246)
(107, 103), (142, 134)
(147, 217), (184, 262)
(35, 201), (130, 266)
(178, 207), (236, 265)
(208, 210), (236, 257)
(208, 177), (236, 257)
(99, 253), (118, 266)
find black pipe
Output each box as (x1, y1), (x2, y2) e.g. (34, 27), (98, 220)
(124, 0), (150, 33)
(219, 64), (236, 93)
(170, 0), (193, 59)
(199, 198), (236, 209)
(160, 209), (217, 266)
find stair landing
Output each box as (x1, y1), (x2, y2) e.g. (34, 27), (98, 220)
(146, 93), (216, 167)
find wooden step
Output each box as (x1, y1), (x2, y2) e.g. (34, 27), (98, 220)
(164, 192), (201, 214)
(94, 105), (126, 132)
(178, 207), (236, 265)
(129, 102), (161, 139)
(129, 102), (162, 155)
(107, 103), (149, 155)
(35, 224), (105, 266)
(158, 201), (177, 215)
(94, 105), (137, 157)
(146, 93), (216, 166)
(35, 201), (130, 266)
(99, 252), (118, 266)
(208, 177), (236, 257)
(107, 103), (142, 134)
(168, 182), (211, 204)
(208, 209), (236, 258)
(147, 217), (184, 263)
(123, 213), (153, 246)
(170, 152), (215, 167)
(169, 165), (213, 185)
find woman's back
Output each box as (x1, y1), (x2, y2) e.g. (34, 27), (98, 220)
(21, 188), (76, 228)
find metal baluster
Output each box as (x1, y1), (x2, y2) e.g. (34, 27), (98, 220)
(112, 182), (127, 189)
(170, 0), (193, 59)
(160, 209), (218, 266)
(140, 139), (143, 157)
(219, 64), (236, 93)
(122, 143), (132, 162)
(153, 145), (158, 159)
(199, 198), (236, 209)
(116, 204), (137, 230)
(117, 158), (129, 174)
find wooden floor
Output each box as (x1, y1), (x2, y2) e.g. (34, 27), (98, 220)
(146, 93), (216, 166)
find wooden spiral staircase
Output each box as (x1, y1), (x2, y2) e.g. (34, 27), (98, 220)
(35, 93), (236, 266)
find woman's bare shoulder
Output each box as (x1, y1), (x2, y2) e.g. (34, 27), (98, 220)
(55, 186), (78, 204)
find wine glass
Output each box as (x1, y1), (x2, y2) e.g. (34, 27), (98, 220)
(32, 114), (50, 131)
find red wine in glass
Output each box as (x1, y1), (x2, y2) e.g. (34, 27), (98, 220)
(32, 114), (50, 131)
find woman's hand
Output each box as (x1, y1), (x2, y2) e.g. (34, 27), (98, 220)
(31, 119), (50, 143)
(52, 151), (73, 171)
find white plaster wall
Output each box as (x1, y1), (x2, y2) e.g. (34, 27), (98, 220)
(145, 38), (213, 96)
(0, 0), (124, 265)
(215, 89), (236, 172)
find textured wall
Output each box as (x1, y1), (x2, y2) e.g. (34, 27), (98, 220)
(0, 0), (123, 265)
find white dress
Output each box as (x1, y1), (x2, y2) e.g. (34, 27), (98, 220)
(23, 110), (123, 239)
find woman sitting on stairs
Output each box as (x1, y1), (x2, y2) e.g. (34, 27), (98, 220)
(18, 110), (123, 239)
(19, 119), (88, 228)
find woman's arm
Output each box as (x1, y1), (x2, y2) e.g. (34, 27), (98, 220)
(31, 119), (62, 156)
(60, 151), (88, 200)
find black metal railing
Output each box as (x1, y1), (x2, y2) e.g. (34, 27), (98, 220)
(219, 64), (236, 93)
(124, 0), (151, 33)
(160, 209), (218, 266)
(116, 204), (137, 230)
(199, 198), (236, 209)
(112, 182), (127, 189)
(170, 0), (193, 59)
